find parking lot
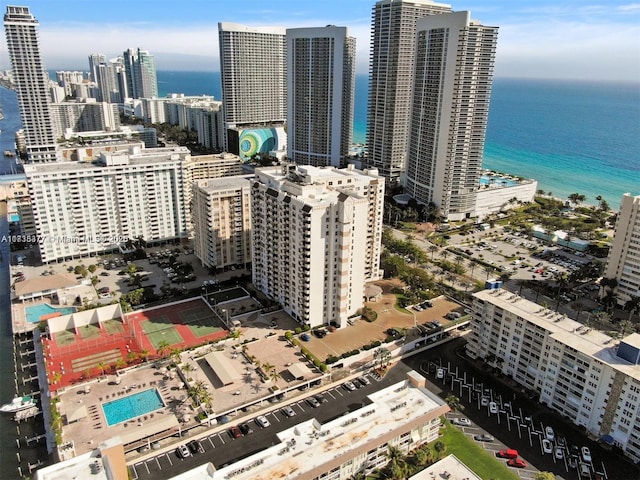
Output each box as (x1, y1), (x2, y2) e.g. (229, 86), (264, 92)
(408, 338), (632, 480)
(129, 372), (386, 479)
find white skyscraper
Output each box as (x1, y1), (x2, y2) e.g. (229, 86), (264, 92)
(251, 164), (384, 328)
(4, 5), (58, 162)
(604, 193), (640, 304)
(367, 0), (452, 184)
(218, 23), (286, 127)
(286, 26), (355, 168)
(405, 11), (498, 220)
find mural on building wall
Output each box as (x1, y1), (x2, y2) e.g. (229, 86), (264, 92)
(237, 127), (286, 161)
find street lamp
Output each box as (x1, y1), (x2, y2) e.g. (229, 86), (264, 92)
(221, 309), (230, 329)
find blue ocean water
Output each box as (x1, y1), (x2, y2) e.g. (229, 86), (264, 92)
(3, 72), (638, 209)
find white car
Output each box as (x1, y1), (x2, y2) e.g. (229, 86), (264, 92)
(436, 368), (444, 379)
(545, 426), (555, 442)
(489, 402), (499, 414)
(554, 446), (564, 460)
(281, 406), (296, 417)
(452, 417), (471, 426)
(255, 415), (271, 428)
(581, 446), (592, 463)
(542, 439), (553, 454)
(344, 381), (357, 391)
(480, 396), (489, 407)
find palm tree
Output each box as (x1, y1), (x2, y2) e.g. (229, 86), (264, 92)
(573, 301), (585, 322)
(412, 447), (433, 468)
(467, 259), (477, 278)
(383, 445), (409, 480)
(374, 347), (392, 372)
(156, 340), (171, 359)
(624, 295), (640, 321)
(441, 249), (449, 263)
(428, 244), (438, 261)
(483, 265), (494, 280)
(96, 361), (106, 377)
(445, 394), (463, 412)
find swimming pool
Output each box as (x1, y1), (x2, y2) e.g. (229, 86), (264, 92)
(102, 389), (165, 426)
(479, 174), (519, 187)
(9, 213), (19, 222)
(25, 304), (76, 323)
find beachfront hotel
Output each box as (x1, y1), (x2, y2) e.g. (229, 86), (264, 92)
(4, 5), (58, 162)
(251, 164), (384, 328)
(218, 23), (287, 159)
(467, 288), (640, 463)
(604, 193), (640, 305)
(286, 26), (356, 168)
(367, 0), (452, 184)
(404, 11), (498, 221)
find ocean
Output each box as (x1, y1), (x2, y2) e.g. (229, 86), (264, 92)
(2, 72), (639, 208)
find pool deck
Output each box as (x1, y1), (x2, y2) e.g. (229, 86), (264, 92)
(59, 364), (190, 456)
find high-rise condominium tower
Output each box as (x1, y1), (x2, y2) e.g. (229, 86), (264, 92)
(89, 53), (127, 103)
(287, 26), (355, 167)
(367, 0), (451, 184)
(251, 165), (384, 328)
(123, 48), (158, 99)
(405, 11), (498, 220)
(4, 5), (58, 162)
(604, 193), (640, 305)
(218, 23), (287, 156)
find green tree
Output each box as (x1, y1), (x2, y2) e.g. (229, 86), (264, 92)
(534, 473), (556, 480)
(445, 394), (463, 412)
(156, 340), (171, 359)
(383, 445), (409, 480)
(433, 440), (446, 459)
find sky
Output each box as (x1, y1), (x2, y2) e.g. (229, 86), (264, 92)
(1, 0), (639, 82)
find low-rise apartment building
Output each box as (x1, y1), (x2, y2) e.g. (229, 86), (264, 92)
(468, 288), (640, 462)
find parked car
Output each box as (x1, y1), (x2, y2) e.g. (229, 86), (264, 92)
(489, 402), (499, 414)
(580, 463), (591, 478)
(542, 439), (553, 454)
(497, 449), (518, 459)
(545, 426), (555, 442)
(436, 368), (444, 379)
(228, 425), (243, 438)
(239, 423), (254, 435)
(554, 446), (564, 460)
(474, 434), (494, 442)
(581, 446), (592, 463)
(188, 440), (204, 454)
(314, 394), (328, 404)
(480, 396), (490, 407)
(344, 381), (357, 391)
(507, 458), (527, 468)
(307, 396), (320, 408)
(357, 376), (371, 386)
(255, 416), (270, 428)
(281, 406), (296, 417)
(176, 444), (191, 458)
(452, 417), (471, 426)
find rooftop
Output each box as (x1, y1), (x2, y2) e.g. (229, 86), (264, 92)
(410, 454), (482, 480)
(475, 289), (640, 381)
(211, 375), (448, 480)
(196, 175), (253, 192)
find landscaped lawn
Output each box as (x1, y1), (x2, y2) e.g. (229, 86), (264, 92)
(437, 421), (520, 480)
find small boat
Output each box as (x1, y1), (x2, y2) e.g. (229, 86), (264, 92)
(0, 396), (36, 413)
(4, 150), (15, 157)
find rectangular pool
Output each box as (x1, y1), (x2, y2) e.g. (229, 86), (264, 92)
(25, 304), (76, 323)
(102, 389), (164, 426)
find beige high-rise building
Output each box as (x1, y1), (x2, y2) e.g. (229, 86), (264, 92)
(367, 0), (451, 184)
(251, 164), (384, 328)
(604, 193), (640, 304)
(192, 175), (253, 271)
(404, 11), (498, 221)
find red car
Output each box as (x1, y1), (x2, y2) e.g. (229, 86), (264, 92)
(228, 425), (242, 439)
(507, 458), (527, 468)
